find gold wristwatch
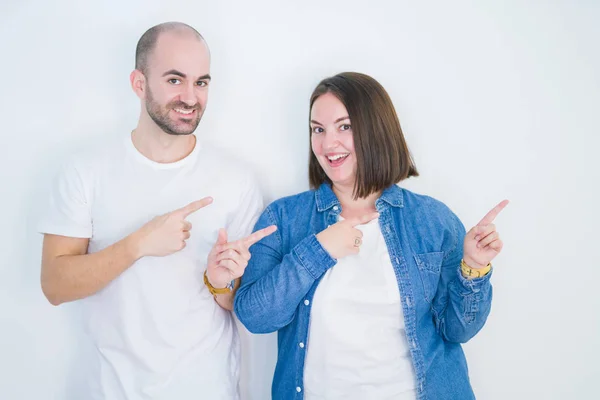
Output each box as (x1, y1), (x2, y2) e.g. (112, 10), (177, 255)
(460, 259), (492, 278)
(203, 271), (234, 295)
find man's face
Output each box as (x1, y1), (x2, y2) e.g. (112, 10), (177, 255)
(142, 32), (211, 135)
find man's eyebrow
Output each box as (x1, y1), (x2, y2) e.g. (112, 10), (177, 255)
(162, 69), (186, 78)
(161, 70), (212, 81)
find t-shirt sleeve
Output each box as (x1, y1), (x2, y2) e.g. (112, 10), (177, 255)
(37, 160), (93, 238)
(226, 173), (264, 243)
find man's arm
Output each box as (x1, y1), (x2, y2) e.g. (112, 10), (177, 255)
(212, 279), (240, 311)
(41, 197), (213, 306)
(41, 234), (139, 305)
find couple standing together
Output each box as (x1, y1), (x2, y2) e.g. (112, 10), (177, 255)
(39, 22), (508, 400)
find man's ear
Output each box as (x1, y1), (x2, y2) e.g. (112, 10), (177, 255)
(130, 69), (146, 99)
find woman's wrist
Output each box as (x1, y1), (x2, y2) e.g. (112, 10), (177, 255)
(462, 255), (488, 270)
(460, 258), (492, 279)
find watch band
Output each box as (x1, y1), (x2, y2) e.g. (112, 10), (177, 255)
(460, 259), (492, 278)
(203, 271), (233, 295)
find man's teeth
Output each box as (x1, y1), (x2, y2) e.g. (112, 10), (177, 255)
(175, 108), (194, 115)
(328, 154), (349, 161)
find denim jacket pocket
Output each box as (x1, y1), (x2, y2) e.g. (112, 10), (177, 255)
(413, 251), (445, 303)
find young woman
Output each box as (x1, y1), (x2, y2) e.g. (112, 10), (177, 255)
(234, 72), (508, 400)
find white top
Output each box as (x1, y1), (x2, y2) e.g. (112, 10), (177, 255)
(303, 217), (417, 400)
(38, 134), (263, 400)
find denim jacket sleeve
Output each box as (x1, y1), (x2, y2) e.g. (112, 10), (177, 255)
(431, 211), (493, 343)
(234, 205), (336, 334)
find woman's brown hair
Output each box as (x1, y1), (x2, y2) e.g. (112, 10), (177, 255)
(308, 72), (418, 199)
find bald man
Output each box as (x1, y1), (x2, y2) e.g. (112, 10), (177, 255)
(38, 22), (274, 399)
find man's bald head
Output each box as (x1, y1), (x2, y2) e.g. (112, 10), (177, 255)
(135, 22), (206, 74)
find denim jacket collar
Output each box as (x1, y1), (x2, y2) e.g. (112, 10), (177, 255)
(314, 184), (340, 212)
(315, 183), (404, 212)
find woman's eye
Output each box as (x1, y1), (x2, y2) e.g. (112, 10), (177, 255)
(311, 127), (324, 134)
(340, 124), (351, 131)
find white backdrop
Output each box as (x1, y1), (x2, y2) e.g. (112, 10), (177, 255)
(1, 1), (598, 399)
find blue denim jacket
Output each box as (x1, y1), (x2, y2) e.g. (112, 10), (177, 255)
(234, 184), (493, 400)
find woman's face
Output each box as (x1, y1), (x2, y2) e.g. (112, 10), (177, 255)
(310, 92), (357, 190)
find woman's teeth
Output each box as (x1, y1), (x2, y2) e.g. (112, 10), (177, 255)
(327, 154), (349, 161)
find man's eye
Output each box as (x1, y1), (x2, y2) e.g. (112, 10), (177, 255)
(197, 81), (208, 87)
(168, 79), (181, 85)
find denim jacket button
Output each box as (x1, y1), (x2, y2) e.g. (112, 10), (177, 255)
(299, 342), (304, 348)
(333, 206), (339, 211)
(296, 387), (302, 393)
(304, 300), (310, 306)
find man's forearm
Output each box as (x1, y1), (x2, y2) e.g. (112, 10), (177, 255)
(41, 234), (141, 305)
(213, 279), (240, 311)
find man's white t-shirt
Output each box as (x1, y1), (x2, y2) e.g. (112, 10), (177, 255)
(38, 134), (263, 400)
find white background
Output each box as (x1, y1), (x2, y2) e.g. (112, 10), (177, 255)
(1, 1), (598, 399)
